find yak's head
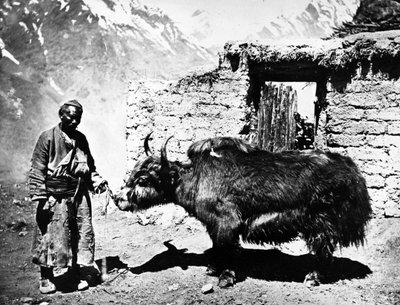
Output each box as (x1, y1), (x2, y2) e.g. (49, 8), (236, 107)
(114, 134), (185, 212)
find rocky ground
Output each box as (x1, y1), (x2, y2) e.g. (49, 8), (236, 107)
(1, 183), (400, 305)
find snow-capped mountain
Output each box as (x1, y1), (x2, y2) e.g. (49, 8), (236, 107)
(188, 9), (212, 44)
(1, 0), (214, 81)
(252, 0), (359, 41)
(164, 0), (359, 49)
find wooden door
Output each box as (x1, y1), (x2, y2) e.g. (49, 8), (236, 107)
(257, 83), (298, 151)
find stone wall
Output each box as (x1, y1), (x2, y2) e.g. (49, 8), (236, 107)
(320, 75), (400, 217)
(126, 68), (251, 171)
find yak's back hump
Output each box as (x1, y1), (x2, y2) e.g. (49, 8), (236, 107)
(187, 137), (258, 161)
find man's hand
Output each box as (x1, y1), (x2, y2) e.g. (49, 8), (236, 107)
(34, 197), (55, 232)
(35, 196), (56, 210)
(94, 180), (108, 194)
(35, 198), (47, 210)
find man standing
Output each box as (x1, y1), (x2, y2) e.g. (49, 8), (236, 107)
(29, 99), (108, 294)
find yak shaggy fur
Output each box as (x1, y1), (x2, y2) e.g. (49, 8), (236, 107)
(183, 137), (371, 252)
(115, 136), (372, 285)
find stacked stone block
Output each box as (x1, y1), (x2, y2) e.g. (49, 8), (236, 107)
(126, 69), (251, 172)
(323, 77), (400, 216)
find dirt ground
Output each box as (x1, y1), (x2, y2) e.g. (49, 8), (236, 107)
(1, 183), (400, 305)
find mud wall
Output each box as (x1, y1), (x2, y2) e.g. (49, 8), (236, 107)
(318, 75), (400, 217)
(125, 69), (251, 171)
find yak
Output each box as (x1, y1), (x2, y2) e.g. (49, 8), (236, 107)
(114, 135), (372, 288)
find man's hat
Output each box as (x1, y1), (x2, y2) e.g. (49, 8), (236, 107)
(63, 99), (83, 111)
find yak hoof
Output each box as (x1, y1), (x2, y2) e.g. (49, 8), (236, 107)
(217, 269), (236, 288)
(206, 265), (219, 276)
(304, 271), (321, 288)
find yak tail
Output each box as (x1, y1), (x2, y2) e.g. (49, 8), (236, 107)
(337, 178), (372, 248)
(308, 172), (372, 251)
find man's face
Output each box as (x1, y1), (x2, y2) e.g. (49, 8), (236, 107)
(60, 105), (82, 132)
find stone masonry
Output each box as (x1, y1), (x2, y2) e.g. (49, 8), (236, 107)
(126, 69), (251, 171)
(321, 75), (400, 217)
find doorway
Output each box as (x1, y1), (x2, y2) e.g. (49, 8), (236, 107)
(257, 81), (316, 151)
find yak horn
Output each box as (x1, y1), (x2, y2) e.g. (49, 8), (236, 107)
(160, 135), (173, 169)
(144, 132), (153, 156)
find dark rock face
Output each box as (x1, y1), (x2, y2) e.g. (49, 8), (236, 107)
(334, 0), (400, 36)
(353, 0), (400, 25)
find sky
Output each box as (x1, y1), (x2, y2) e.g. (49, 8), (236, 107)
(141, 0), (311, 46)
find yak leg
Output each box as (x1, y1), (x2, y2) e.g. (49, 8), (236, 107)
(304, 233), (335, 288)
(201, 199), (242, 288)
(207, 245), (241, 288)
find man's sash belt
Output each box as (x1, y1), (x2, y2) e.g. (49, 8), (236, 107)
(46, 176), (79, 197)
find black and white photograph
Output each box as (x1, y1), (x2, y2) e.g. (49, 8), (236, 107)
(1, 0), (400, 304)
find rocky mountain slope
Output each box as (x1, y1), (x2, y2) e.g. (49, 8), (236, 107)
(334, 0), (400, 36)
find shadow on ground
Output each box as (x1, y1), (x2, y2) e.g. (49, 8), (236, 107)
(49, 265), (103, 293)
(53, 257), (130, 293)
(128, 240), (372, 284)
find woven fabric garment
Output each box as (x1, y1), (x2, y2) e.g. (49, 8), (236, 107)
(29, 123), (104, 270)
(32, 188), (95, 268)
